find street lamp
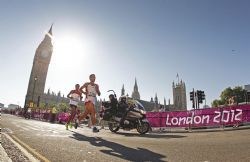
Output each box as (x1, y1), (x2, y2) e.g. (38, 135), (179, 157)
(31, 76), (38, 103)
(245, 91), (250, 104)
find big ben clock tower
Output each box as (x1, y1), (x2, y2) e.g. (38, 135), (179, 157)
(25, 25), (53, 107)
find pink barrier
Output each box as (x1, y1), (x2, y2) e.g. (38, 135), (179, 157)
(146, 104), (250, 128)
(10, 110), (70, 123)
(29, 112), (69, 123)
(57, 113), (69, 123)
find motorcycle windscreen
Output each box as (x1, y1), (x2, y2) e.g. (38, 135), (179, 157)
(135, 101), (146, 111)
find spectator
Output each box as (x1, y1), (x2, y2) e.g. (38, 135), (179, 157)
(50, 107), (57, 123)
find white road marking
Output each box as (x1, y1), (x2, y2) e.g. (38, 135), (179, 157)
(24, 125), (40, 131)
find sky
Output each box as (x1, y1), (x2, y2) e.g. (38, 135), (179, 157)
(0, 0), (249, 109)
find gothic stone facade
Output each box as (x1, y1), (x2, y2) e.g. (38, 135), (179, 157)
(172, 80), (187, 111)
(128, 79), (187, 112)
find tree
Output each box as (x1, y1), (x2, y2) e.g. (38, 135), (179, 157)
(58, 102), (68, 112)
(39, 102), (46, 109)
(211, 99), (222, 107)
(212, 86), (247, 107)
(220, 87), (234, 105)
(232, 86), (247, 103)
(48, 102), (56, 108)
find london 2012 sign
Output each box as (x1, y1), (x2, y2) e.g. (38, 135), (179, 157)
(146, 104), (249, 128)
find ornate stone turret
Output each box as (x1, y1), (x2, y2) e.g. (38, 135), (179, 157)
(173, 76), (187, 111)
(154, 93), (158, 105)
(47, 88), (50, 95)
(164, 97), (166, 108)
(58, 91), (61, 97)
(131, 78), (140, 100)
(121, 84), (125, 96)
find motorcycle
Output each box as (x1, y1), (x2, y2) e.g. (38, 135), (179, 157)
(102, 90), (150, 135)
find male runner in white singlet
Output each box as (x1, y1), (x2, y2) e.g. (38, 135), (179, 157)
(79, 74), (101, 132)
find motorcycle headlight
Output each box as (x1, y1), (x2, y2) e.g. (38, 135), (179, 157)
(140, 109), (146, 115)
(134, 108), (146, 115)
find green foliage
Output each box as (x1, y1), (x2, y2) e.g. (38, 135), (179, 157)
(48, 102), (56, 108)
(39, 102), (46, 109)
(58, 102), (68, 112)
(212, 86), (247, 107)
(211, 99), (220, 108)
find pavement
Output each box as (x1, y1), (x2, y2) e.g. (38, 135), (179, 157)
(1, 114), (250, 162)
(0, 142), (12, 162)
(1, 132), (32, 162)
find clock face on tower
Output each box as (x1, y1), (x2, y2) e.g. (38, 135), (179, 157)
(41, 49), (49, 58)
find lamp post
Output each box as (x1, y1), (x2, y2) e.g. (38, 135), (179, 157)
(245, 91), (250, 104)
(31, 76), (38, 103)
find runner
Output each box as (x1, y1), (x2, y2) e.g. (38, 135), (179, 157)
(66, 84), (82, 130)
(78, 74), (101, 132)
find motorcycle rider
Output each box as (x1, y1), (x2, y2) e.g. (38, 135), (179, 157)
(109, 95), (129, 126)
(78, 74), (101, 132)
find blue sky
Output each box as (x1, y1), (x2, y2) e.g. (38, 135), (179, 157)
(0, 0), (249, 109)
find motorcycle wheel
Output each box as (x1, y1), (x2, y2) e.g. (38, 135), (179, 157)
(108, 122), (120, 133)
(137, 121), (150, 135)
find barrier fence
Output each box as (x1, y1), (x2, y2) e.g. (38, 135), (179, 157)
(146, 104), (250, 128)
(3, 110), (68, 123)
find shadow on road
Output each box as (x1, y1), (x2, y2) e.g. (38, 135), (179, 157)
(70, 131), (166, 162)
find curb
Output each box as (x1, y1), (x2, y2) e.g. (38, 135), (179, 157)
(0, 143), (12, 162)
(3, 133), (41, 162)
(151, 125), (250, 134)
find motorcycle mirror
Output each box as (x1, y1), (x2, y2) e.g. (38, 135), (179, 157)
(107, 90), (117, 98)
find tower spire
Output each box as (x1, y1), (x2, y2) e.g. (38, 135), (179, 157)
(48, 23), (53, 35)
(154, 93), (158, 104)
(121, 84), (125, 96)
(134, 78), (138, 91)
(131, 77), (140, 100)
(176, 73), (179, 84)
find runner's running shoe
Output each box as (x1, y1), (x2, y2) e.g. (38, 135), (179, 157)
(65, 123), (69, 130)
(93, 127), (99, 133)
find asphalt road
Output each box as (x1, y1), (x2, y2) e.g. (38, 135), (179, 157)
(1, 114), (250, 162)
